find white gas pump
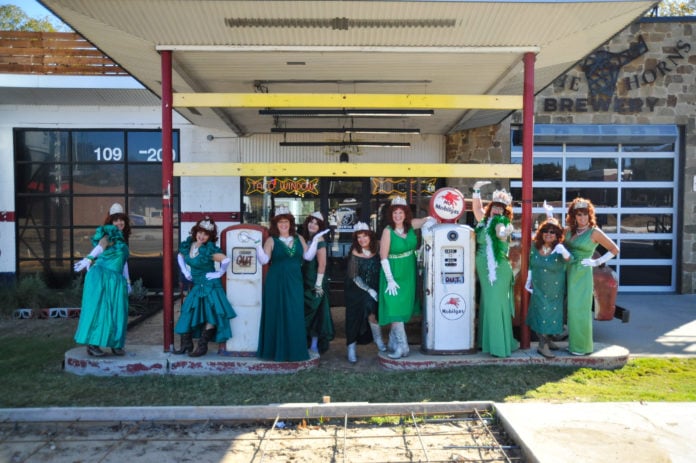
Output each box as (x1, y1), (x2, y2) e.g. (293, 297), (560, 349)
(422, 188), (476, 354)
(220, 224), (267, 356)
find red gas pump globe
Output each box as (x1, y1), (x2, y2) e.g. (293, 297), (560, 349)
(429, 187), (466, 223)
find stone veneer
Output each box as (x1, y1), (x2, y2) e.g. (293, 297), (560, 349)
(447, 18), (696, 293)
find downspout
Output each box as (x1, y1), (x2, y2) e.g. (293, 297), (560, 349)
(161, 50), (174, 352)
(520, 52), (535, 349)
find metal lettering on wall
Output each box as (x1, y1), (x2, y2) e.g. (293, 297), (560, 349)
(232, 248), (257, 274)
(371, 178), (437, 196)
(542, 35), (692, 114)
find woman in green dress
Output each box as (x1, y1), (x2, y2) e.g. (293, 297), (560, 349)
(174, 216), (237, 357)
(344, 222), (384, 363)
(472, 182), (519, 358)
(379, 196), (436, 359)
(255, 208), (328, 361)
(564, 198), (620, 355)
(524, 212), (571, 359)
(300, 212), (334, 355)
(73, 203), (132, 357)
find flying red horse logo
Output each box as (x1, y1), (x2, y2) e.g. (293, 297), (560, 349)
(442, 191), (460, 206)
(446, 296), (460, 307)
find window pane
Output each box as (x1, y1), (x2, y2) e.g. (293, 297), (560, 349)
(73, 131), (125, 163)
(622, 142), (674, 152)
(129, 228), (163, 258)
(18, 226), (71, 261)
(619, 265), (672, 286)
(619, 239), (672, 259)
(566, 145), (618, 152)
(73, 163), (125, 190)
(566, 158), (619, 181)
(127, 131), (179, 162)
(595, 214), (617, 233)
(128, 164), (163, 195)
(621, 188), (673, 208)
(620, 214), (672, 233)
(73, 197), (125, 226)
(16, 164), (71, 195)
(510, 188), (562, 205)
(566, 188), (617, 208)
(621, 158), (674, 181)
(16, 131), (70, 163)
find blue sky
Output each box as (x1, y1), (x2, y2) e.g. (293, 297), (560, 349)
(12, 0), (69, 28)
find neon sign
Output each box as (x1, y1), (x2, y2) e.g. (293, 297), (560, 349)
(245, 177), (320, 196)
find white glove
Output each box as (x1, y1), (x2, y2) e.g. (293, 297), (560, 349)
(543, 200), (554, 219)
(496, 223), (513, 239)
(206, 257), (231, 280)
(552, 243), (571, 260)
(122, 262), (132, 294)
(524, 270), (533, 294)
(472, 180), (491, 198)
(313, 273), (324, 297)
(256, 243), (270, 265)
(303, 229), (330, 260)
(381, 259), (400, 296)
(367, 288), (378, 301)
(582, 251), (616, 267)
(421, 216), (437, 238)
(73, 244), (104, 272)
(177, 253), (192, 281)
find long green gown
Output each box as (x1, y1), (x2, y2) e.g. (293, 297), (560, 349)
(257, 236), (310, 361)
(565, 227), (598, 354)
(302, 241), (335, 353)
(526, 246), (566, 336)
(175, 238), (237, 343)
(344, 252), (380, 345)
(74, 225), (129, 349)
(474, 218), (519, 357)
(378, 227), (419, 325)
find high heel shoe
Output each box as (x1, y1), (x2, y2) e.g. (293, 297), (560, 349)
(111, 347), (126, 356)
(173, 333), (194, 355)
(87, 345), (105, 357)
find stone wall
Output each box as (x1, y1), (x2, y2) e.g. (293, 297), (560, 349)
(446, 18), (696, 293)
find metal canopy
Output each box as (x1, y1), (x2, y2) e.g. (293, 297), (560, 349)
(38, 0), (657, 136)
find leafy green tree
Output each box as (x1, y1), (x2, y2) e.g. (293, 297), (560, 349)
(0, 4), (63, 31)
(651, 0), (696, 16)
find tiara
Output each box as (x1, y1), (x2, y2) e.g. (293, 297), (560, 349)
(199, 218), (215, 231)
(310, 211), (324, 221)
(275, 205), (291, 216)
(109, 203), (124, 215)
(572, 200), (590, 210)
(542, 217), (561, 228)
(391, 196), (408, 206)
(353, 222), (370, 232)
(491, 189), (512, 206)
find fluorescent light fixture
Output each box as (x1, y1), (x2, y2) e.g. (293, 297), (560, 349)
(271, 127), (420, 134)
(260, 109), (433, 117)
(279, 141), (410, 148)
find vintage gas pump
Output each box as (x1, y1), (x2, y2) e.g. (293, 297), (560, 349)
(219, 224), (267, 356)
(422, 188), (476, 354)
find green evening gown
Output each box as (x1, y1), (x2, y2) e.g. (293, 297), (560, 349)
(526, 246), (567, 336)
(378, 227), (419, 325)
(565, 227), (598, 354)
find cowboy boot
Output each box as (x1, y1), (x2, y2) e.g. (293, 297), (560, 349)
(347, 342), (357, 363)
(387, 323), (409, 359)
(537, 335), (555, 359)
(369, 321), (387, 352)
(173, 332), (193, 355)
(189, 327), (216, 357)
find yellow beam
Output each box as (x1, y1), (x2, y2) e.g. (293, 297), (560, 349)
(173, 93), (522, 110)
(174, 163), (521, 179)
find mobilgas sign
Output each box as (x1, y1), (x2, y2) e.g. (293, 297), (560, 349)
(542, 35), (691, 114)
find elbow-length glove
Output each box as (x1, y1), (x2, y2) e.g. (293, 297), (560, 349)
(354, 276), (378, 301)
(551, 243), (571, 260)
(313, 273), (325, 297)
(122, 262), (132, 294)
(472, 180), (491, 199)
(303, 229), (330, 260)
(177, 253), (192, 281)
(256, 243), (270, 265)
(206, 257), (231, 280)
(524, 270), (533, 294)
(543, 200), (554, 219)
(74, 244), (104, 272)
(381, 259), (400, 296)
(582, 251), (616, 267)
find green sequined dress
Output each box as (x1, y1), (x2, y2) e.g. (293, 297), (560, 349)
(526, 246), (567, 335)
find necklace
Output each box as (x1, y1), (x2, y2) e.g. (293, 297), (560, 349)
(541, 245), (552, 255)
(278, 236), (296, 256)
(394, 227), (405, 236)
(575, 226), (589, 236)
(361, 248), (372, 257)
(190, 244), (199, 258)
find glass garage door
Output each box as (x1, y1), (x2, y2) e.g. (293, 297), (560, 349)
(511, 124), (679, 292)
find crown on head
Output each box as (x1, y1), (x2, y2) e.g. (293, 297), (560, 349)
(310, 211), (324, 221)
(543, 217), (561, 228)
(491, 189), (512, 206)
(353, 222), (370, 232)
(109, 203), (124, 215)
(572, 199), (590, 210)
(391, 196), (408, 207)
(198, 217), (215, 231)
(275, 205), (291, 216)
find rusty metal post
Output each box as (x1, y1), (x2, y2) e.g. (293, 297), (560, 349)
(161, 50), (174, 352)
(520, 52), (535, 349)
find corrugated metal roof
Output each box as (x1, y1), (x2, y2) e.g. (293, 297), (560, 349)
(36, 0), (657, 135)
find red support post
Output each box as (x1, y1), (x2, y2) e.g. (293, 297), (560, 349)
(519, 52), (536, 350)
(161, 50), (174, 352)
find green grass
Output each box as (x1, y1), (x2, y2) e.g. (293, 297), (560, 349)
(1, 320), (695, 408)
